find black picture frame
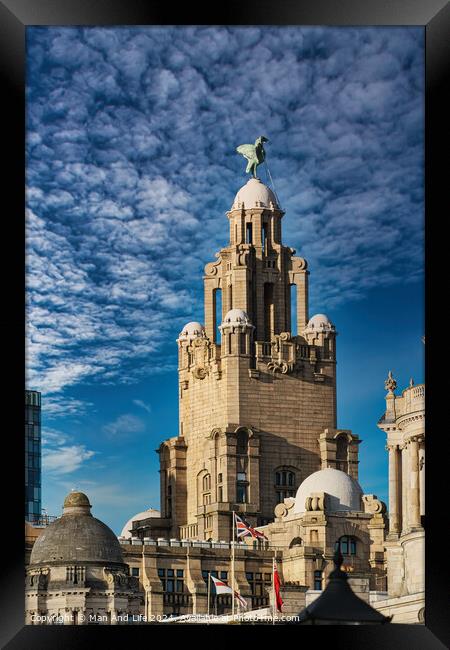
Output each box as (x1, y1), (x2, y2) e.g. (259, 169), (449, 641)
(1, 1), (448, 647)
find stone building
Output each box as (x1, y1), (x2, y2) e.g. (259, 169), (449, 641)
(141, 176), (360, 542)
(374, 373), (425, 623)
(119, 465), (387, 619)
(25, 491), (141, 625)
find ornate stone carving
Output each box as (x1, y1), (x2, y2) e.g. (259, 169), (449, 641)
(291, 256), (308, 272)
(274, 503), (288, 518)
(362, 494), (386, 514)
(103, 568), (130, 587)
(267, 359), (291, 374)
(305, 493), (326, 512)
(267, 332), (296, 374)
(236, 243), (250, 266)
(384, 370), (397, 393)
(190, 337), (211, 380)
(274, 496), (295, 519)
(204, 258), (221, 276)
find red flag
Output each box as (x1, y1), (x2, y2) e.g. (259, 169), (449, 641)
(273, 561), (283, 612)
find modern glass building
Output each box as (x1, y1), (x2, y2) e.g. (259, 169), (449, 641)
(25, 390), (41, 523)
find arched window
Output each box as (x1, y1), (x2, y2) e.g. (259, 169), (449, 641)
(335, 435), (349, 473)
(198, 471), (212, 506)
(275, 469), (296, 503)
(334, 535), (357, 556)
(289, 537), (303, 549)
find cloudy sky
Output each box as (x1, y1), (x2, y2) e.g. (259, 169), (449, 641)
(26, 26), (424, 535)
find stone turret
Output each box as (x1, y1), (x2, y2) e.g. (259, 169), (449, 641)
(157, 172), (357, 541)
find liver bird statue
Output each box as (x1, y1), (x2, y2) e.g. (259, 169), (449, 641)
(236, 136), (269, 178)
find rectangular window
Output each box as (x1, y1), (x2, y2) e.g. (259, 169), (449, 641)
(176, 569), (184, 577)
(342, 538), (349, 555)
(131, 567), (140, 577)
(237, 472), (246, 481)
(218, 473), (223, 484)
(218, 486), (223, 502)
(314, 571), (323, 591)
(246, 222), (253, 244)
(262, 222), (269, 253)
(236, 484), (247, 503)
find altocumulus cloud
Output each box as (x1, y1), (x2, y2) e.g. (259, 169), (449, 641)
(26, 26), (424, 408)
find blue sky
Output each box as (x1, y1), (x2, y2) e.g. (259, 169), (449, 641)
(26, 26), (424, 535)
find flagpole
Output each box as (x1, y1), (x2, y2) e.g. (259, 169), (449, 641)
(207, 572), (211, 622)
(231, 511), (235, 620)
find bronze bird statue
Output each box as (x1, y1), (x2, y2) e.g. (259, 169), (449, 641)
(236, 136), (269, 178)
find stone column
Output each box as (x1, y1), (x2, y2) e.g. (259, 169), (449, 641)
(401, 443), (409, 533)
(296, 272), (309, 333)
(387, 444), (400, 535)
(409, 437), (421, 529)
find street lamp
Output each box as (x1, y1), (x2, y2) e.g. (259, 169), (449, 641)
(294, 550), (391, 625)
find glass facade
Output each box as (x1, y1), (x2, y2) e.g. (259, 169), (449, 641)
(25, 390), (41, 522)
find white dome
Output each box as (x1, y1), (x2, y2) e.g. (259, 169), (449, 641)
(293, 468), (363, 514)
(303, 313), (335, 332)
(178, 321), (205, 342)
(120, 508), (161, 539)
(231, 178), (278, 210)
(219, 309), (253, 331)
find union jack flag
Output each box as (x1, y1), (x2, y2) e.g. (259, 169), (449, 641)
(234, 512), (268, 540)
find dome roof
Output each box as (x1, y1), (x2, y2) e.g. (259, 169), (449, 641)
(30, 491), (123, 566)
(178, 321), (205, 342)
(63, 491), (91, 509)
(120, 508), (161, 539)
(293, 468), (363, 514)
(219, 309), (254, 330)
(303, 313), (335, 332)
(231, 178), (278, 210)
